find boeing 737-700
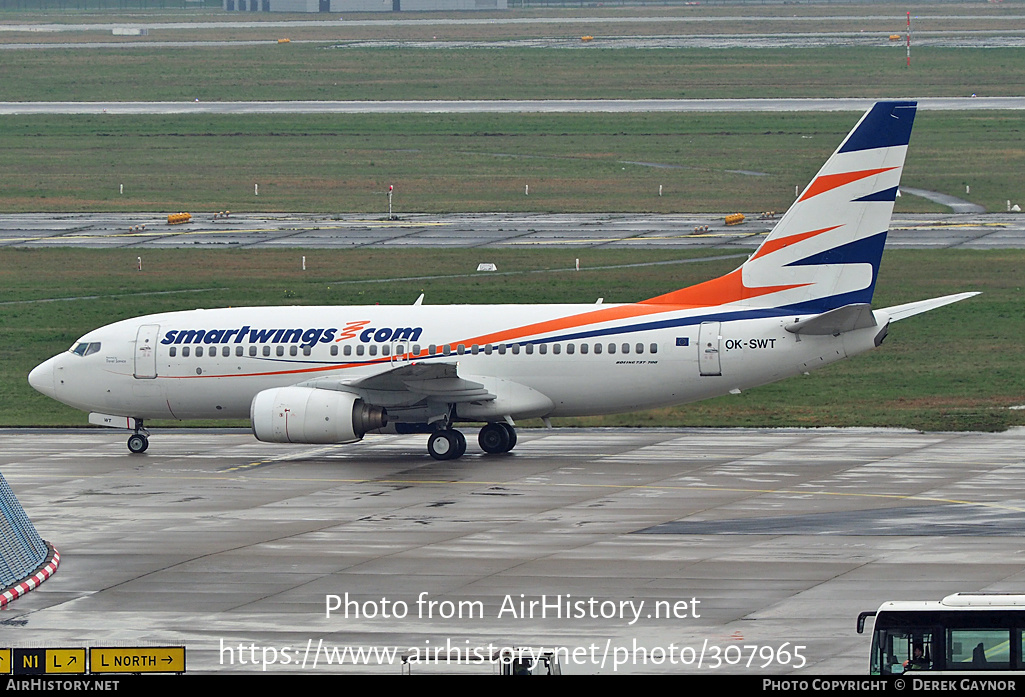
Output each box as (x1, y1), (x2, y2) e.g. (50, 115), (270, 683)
(28, 101), (975, 459)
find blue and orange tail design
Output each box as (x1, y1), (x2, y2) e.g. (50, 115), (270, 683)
(646, 101), (918, 313)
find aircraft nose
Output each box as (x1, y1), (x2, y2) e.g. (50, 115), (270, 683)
(28, 357), (57, 399)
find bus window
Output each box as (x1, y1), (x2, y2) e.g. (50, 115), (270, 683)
(948, 629), (1011, 670)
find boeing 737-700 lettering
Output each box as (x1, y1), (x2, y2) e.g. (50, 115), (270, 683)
(28, 101), (976, 459)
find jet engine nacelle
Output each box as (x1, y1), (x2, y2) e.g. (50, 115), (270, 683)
(251, 386), (387, 444)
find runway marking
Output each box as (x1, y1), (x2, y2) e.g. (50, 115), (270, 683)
(222, 444), (350, 472)
(23, 465), (1022, 515)
(893, 223), (1008, 230)
(0, 221), (451, 244)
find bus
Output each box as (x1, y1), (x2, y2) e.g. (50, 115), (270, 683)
(858, 593), (1025, 675)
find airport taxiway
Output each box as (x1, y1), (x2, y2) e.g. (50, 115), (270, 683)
(3, 427), (1025, 674)
(0, 212), (1020, 251)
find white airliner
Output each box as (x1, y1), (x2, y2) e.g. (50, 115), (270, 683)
(29, 101), (975, 460)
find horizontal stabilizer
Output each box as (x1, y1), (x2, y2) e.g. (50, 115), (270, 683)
(881, 292), (980, 322)
(785, 303), (877, 336)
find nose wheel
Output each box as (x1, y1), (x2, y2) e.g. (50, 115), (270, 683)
(127, 433), (149, 454)
(126, 419), (150, 453)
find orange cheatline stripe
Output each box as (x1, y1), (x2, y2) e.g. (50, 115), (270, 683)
(749, 225), (842, 261)
(798, 167), (897, 202)
(641, 267), (809, 307)
(449, 301), (676, 349)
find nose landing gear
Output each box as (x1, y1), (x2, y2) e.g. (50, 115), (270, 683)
(127, 420), (149, 454)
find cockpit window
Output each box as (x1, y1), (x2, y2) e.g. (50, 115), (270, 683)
(71, 342), (101, 357)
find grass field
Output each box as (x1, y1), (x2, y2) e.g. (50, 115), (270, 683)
(0, 110), (1021, 214)
(2, 45), (1024, 101)
(1, 5), (1023, 432)
(4, 247), (1023, 432)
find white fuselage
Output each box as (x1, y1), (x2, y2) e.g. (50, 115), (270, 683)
(29, 302), (888, 425)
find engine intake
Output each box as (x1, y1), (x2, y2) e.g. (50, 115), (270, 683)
(251, 386), (387, 444)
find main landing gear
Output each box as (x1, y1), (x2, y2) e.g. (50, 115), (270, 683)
(126, 420), (149, 454)
(426, 422), (517, 461)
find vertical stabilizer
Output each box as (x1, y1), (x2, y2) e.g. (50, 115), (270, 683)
(645, 101), (917, 311)
(743, 101), (917, 312)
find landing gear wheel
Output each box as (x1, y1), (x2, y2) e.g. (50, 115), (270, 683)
(127, 433), (149, 454)
(479, 423), (512, 454)
(427, 429), (466, 461)
(499, 422), (517, 451)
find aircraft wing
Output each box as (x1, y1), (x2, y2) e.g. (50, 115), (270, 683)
(299, 361), (495, 408)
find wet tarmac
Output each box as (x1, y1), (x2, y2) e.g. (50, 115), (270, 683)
(4, 427), (1025, 674)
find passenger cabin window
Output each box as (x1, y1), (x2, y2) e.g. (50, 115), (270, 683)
(196, 346), (204, 357)
(169, 347), (177, 357)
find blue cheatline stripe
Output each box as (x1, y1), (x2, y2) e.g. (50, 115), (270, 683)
(838, 101), (917, 154)
(783, 231), (887, 310)
(854, 186), (900, 203)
